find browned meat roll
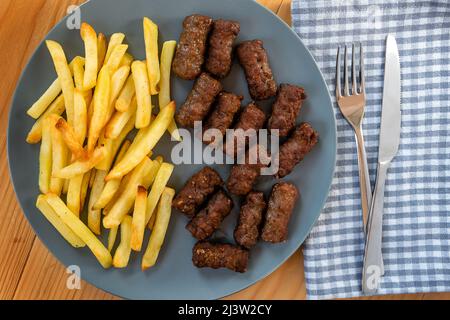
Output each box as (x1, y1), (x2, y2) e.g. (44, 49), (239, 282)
(205, 19), (240, 78)
(276, 123), (319, 179)
(237, 40), (277, 100)
(268, 84), (307, 137)
(261, 183), (299, 243)
(176, 73), (222, 128)
(224, 102), (266, 157)
(172, 15), (213, 80)
(172, 167), (223, 218)
(203, 92), (243, 145)
(186, 190), (233, 240)
(234, 191), (266, 249)
(192, 241), (249, 273)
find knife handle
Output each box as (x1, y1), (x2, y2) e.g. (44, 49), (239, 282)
(362, 162), (389, 294)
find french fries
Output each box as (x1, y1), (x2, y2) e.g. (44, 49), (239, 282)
(45, 193), (112, 268)
(72, 56), (86, 90)
(132, 61), (152, 128)
(106, 101), (175, 180)
(80, 23), (98, 90)
(131, 186), (147, 251)
(54, 147), (106, 179)
(107, 226), (119, 252)
(88, 66), (111, 153)
(145, 163), (174, 225)
(107, 65), (130, 122)
(106, 44), (128, 73)
(120, 53), (133, 68)
(88, 170), (107, 235)
(39, 116), (53, 194)
(93, 140), (131, 210)
(46, 40), (75, 125)
(67, 174), (84, 217)
(36, 195), (85, 248)
(104, 33), (125, 65)
(142, 187), (175, 270)
(55, 118), (86, 160)
(159, 41), (181, 141)
(112, 215), (132, 268)
(49, 115), (68, 195)
(97, 33), (107, 71)
(80, 170), (91, 209)
(143, 17), (160, 95)
(73, 89), (88, 144)
(105, 96), (137, 139)
(115, 75), (135, 112)
(26, 79), (61, 119)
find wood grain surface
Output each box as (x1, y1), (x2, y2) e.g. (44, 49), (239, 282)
(1, 0), (448, 300)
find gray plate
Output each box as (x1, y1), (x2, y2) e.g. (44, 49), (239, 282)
(7, 0), (336, 300)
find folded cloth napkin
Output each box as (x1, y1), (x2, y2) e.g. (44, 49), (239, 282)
(291, 0), (450, 299)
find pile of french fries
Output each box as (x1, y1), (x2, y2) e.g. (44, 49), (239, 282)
(27, 18), (179, 270)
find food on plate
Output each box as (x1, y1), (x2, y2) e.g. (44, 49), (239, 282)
(131, 186), (148, 251)
(44, 193), (112, 268)
(261, 182), (299, 243)
(203, 92), (243, 144)
(66, 173), (84, 218)
(106, 44), (128, 72)
(49, 115), (68, 196)
(237, 39), (277, 101)
(108, 65), (131, 121)
(39, 116), (53, 194)
(80, 23), (98, 90)
(224, 102), (266, 157)
(115, 75), (135, 112)
(192, 241), (249, 273)
(205, 19), (240, 78)
(234, 191), (266, 249)
(113, 215), (133, 268)
(175, 73), (222, 128)
(73, 89), (88, 144)
(143, 17), (160, 95)
(268, 84), (307, 137)
(226, 145), (268, 196)
(186, 189), (233, 240)
(97, 33), (107, 70)
(142, 187), (175, 270)
(105, 96), (137, 139)
(172, 166), (223, 218)
(55, 118), (86, 160)
(53, 147), (105, 179)
(132, 60), (152, 128)
(276, 122), (319, 178)
(104, 33), (125, 65)
(87, 170), (107, 235)
(172, 14), (213, 80)
(107, 225), (118, 252)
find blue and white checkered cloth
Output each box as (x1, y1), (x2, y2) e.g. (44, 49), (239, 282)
(292, 0), (450, 299)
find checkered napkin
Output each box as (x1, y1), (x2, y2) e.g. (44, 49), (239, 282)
(291, 0), (450, 299)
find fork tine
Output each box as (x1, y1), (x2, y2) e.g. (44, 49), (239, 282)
(343, 45), (350, 96)
(336, 46), (341, 98)
(359, 43), (365, 94)
(352, 43), (357, 94)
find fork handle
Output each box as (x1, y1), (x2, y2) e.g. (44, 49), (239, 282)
(362, 162), (389, 294)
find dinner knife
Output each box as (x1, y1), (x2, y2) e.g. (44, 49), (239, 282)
(362, 35), (401, 294)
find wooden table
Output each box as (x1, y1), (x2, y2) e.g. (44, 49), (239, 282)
(0, 0), (448, 300)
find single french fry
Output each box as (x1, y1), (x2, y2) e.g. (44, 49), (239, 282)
(106, 65), (130, 123)
(54, 147), (105, 179)
(73, 89), (88, 145)
(132, 61), (152, 128)
(62, 178), (70, 195)
(159, 40), (181, 141)
(46, 40), (75, 125)
(142, 187), (175, 270)
(103, 157), (157, 228)
(97, 33), (107, 71)
(67, 174), (84, 217)
(39, 117), (53, 194)
(88, 169), (107, 235)
(104, 33), (125, 65)
(143, 17), (160, 95)
(72, 56), (85, 90)
(106, 44), (128, 73)
(145, 163), (174, 225)
(93, 140), (131, 210)
(112, 215), (132, 268)
(45, 193), (112, 268)
(147, 208), (157, 230)
(36, 195), (85, 248)
(26, 95), (65, 144)
(55, 118), (86, 160)
(106, 102), (175, 180)
(80, 170), (91, 209)
(120, 52), (133, 68)
(95, 114), (135, 171)
(80, 23), (98, 90)
(107, 225), (119, 252)
(105, 96), (137, 139)
(88, 66), (111, 153)
(131, 186), (147, 251)
(49, 115), (68, 195)
(115, 75), (135, 112)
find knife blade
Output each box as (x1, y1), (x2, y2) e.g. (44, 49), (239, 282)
(362, 34), (401, 294)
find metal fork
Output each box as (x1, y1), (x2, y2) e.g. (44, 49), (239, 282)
(336, 44), (372, 233)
